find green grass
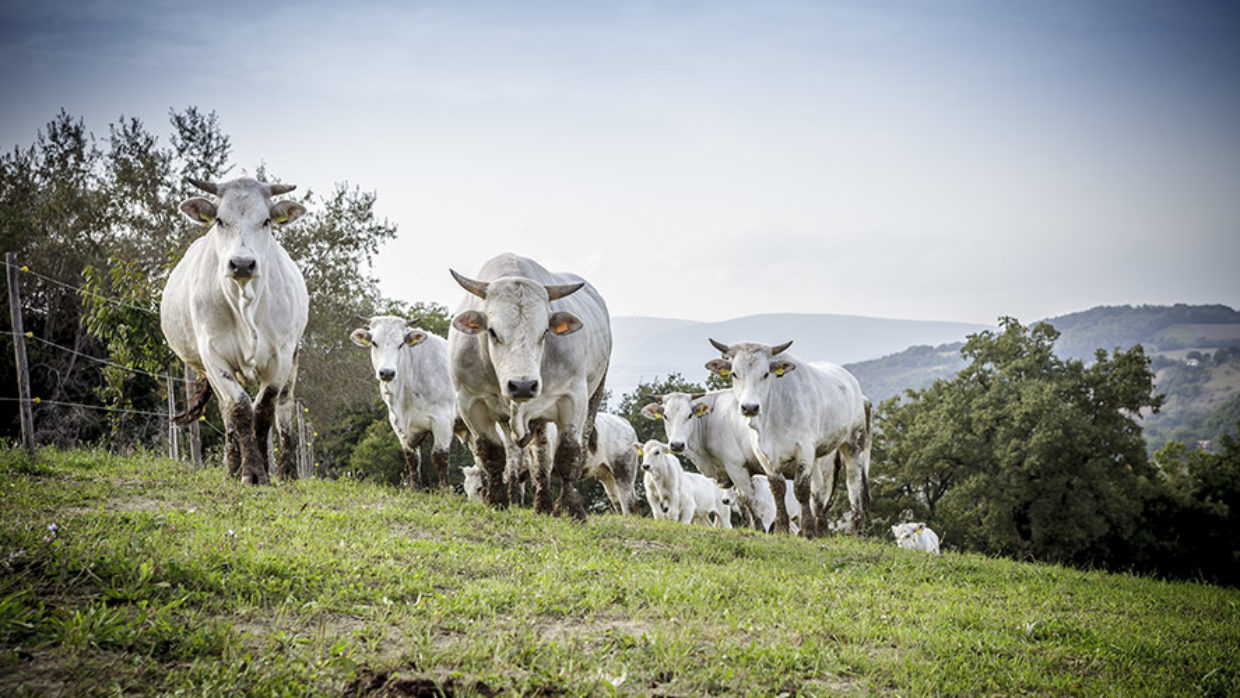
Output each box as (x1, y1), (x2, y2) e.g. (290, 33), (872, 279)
(1, 448), (1238, 696)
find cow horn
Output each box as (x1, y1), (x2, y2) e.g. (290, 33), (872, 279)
(648, 393), (665, 402)
(267, 183), (297, 196)
(406, 317), (420, 328)
(353, 314), (371, 328)
(545, 282), (584, 301)
(450, 269), (489, 299)
(690, 393), (705, 400)
(709, 338), (732, 356)
(771, 340), (793, 355)
(186, 177), (218, 195)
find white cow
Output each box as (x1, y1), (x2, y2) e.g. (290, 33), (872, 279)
(642, 391), (766, 529)
(350, 316), (456, 489)
(707, 339), (872, 537)
(161, 177), (308, 484)
(892, 522), (941, 553)
(639, 440), (732, 526)
(448, 253), (612, 521)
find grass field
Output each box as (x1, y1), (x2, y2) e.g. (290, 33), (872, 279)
(1, 448), (1238, 696)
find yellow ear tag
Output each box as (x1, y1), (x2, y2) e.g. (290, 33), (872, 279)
(653, 411), (663, 419)
(637, 447), (644, 458)
(199, 213), (213, 222)
(774, 367), (785, 377)
(362, 337), (371, 346)
(720, 368), (730, 377)
(407, 334), (423, 346)
(554, 321), (570, 334)
(275, 215), (288, 224)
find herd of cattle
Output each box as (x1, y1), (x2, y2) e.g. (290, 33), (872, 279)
(157, 176), (939, 549)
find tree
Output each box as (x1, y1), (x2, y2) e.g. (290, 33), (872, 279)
(1139, 427), (1240, 585)
(872, 317), (1163, 569)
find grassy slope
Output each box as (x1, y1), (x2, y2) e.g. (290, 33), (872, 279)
(1, 449), (1237, 697)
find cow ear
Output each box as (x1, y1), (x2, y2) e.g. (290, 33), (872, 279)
(771, 360), (796, 377)
(180, 198), (217, 226)
(405, 329), (428, 347)
(640, 403), (664, 421)
(269, 200), (306, 226)
(548, 311), (582, 336)
(705, 358), (732, 378)
(452, 311), (487, 335)
(634, 442), (644, 458)
(916, 524), (924, 534)
(693, 402), (713, 418)
(350, 329), (372, 347)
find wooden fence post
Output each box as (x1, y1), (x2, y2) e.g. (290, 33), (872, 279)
(184, 365), (202, 466)
(166, 368), (179, 461)
(6, 253), (35, 455)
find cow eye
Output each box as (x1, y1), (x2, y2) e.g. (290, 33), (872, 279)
(488, 328), (501, 344)
(262, 218), (271, 227)
(763, 372), (770, 380)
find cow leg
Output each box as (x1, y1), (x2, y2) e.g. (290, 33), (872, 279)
(429, 448), (450, 490)
(253, 385), (277, 480)
(223, 418), (242, 479)
(429, 419), (455, 490)
(596, 466), (623, 515)
(470, 435), (509, 508)
(403, 432), (430, 490)
(813, 452), (843, 534)
(767, 475), (791, 534)
(551, 427), (587, 522)
(842, 443), (871, 536)
(272, 367), (300, 481)
(794, 463), (817, 539)
(210, 369), (266, 485)
(529, 425), (553, 514)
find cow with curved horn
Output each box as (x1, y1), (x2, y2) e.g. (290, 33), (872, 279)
(447, 253), (612, 521)
(161, 177), (308, 484)
(350, 316), (456, 489)
(706, 338), (872, 536)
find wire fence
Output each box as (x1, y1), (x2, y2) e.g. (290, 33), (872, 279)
(4, 256), (315, 474)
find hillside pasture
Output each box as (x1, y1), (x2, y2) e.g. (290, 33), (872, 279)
(1, 449), (1237, 696)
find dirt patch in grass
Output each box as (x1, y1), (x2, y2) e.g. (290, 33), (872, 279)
(344, 671), (503, 697)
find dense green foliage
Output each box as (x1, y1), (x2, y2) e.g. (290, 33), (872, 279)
(871, 318), (1240, 585)
(1, 448), (1236, 696)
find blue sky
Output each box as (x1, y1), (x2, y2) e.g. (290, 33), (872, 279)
(2, 0), (1237, 324)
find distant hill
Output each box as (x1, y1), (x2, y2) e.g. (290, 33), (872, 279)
(841, 304), (1240, 450)
(608, 313), (993, 398)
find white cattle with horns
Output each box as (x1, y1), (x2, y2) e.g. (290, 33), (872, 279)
(706, 339), (872, 537)
(161, 177), (308, 484)
(447, 253), (612, 521)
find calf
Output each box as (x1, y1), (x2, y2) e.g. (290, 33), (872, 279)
(639, 440), (732, 526)
(892, 522), (941, 553)
(351, 316), (455, 488)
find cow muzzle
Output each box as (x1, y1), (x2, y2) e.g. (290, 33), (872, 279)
(505, 378), (539, 401)
(228, 256), (257, 278)
(668, 441), (686, 453)
(740, 403), (761, 417)
(378, 368), (396, 382)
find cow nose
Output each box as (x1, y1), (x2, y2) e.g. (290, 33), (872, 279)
(641, 462), (651, 471)
(228, 256), (257, 277)
(669, 440), (685, 453)
(378, 368), (396, 382)
(507, 378), (539, 400)
(740, 403), (760, 417)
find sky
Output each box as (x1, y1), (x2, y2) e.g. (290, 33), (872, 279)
(2, 0), (1238, 325)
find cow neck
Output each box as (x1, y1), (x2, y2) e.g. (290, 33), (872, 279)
(219, 272), (264, 379)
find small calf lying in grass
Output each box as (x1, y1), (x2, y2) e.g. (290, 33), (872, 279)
(891, 522), (940, 553)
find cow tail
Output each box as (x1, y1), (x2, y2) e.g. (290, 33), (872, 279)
(172, 375), (213, 426)
(861, 398), (873, 514)
(585, 364), (607, 454)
